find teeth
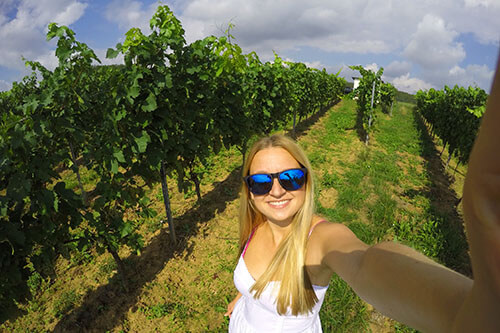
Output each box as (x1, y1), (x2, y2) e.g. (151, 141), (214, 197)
(269, 200), (289, 206)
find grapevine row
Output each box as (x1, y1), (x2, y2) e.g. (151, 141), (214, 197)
(0, 5), (345, 309)
(415, 85), (487, 167)
(349, 65), (396, 144)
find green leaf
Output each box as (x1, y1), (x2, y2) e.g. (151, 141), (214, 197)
(128, 84), (140, 100)
(165, 75), (173, 88)
(106, 48), (120, 59)
(113, 150), (126, 163)
(53, 193), (59, 212)
(135, 131), (150, 153)
(120, 223), (132, 238)
(216, 66), (224, 77)
(142, 93), (157, 112)
(0, 202), (7, 217)
(111, 159), (118, 174)
(76, 93), (84, 104)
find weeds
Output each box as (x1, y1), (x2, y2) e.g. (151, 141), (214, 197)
(52, 290), (79, 318)
(139, 302), (191, 321)
(98, 257), (117, 276)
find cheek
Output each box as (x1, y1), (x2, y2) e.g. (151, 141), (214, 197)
(295, 189), (306, 206)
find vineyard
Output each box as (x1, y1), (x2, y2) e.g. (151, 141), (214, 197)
(0, 4), (488, 333)
(0, 4), (344, 312)
(415, 85), (487, 168)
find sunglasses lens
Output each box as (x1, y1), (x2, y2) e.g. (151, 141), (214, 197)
(279, 169), (306, 191)
(246, 168), (307, 195)
(247, 174), (273, 195)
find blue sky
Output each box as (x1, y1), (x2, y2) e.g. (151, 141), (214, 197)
(0, 0), (499, 93)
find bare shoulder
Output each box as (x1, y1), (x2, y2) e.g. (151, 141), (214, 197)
(310, 218), (367, 252)
(308, 218), (369, 283)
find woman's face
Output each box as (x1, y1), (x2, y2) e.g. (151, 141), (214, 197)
(248, 147), (306, 226)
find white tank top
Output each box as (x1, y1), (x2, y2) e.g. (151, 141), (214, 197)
(229, 222), (329, 332)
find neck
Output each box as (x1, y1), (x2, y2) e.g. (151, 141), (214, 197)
(265, 218), (293, 246)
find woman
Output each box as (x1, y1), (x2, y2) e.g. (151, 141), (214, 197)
(224, 54), (500, 332)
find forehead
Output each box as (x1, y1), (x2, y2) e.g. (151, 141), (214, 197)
(250, 147), (301, 174)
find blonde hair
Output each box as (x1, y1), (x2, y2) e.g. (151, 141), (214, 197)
(238, 134), (317, 315)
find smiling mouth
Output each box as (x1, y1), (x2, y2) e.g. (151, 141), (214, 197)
(268, 200), (290, 208)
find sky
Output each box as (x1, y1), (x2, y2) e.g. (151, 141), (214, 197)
(0, 0), (499, 94)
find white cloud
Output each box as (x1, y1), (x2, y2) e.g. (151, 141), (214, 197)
(392, 73), (433, 94)
(303, 60), (324, 70)
(180, 16), (207, 43)
(437, 0), (500, 45)
(34, 50), (58, 71)
(464, 0), (500, 9)
(384, 61), (412, 79)
(1, 0), (499, 94)
(176, 0), (498, 91)
(52, 1), (87, 26)
(13, 0), (86, 29)
(180, 0), (400, 55)
(447, 64), (495, 90)
(105, 0), (158, 34)
(403, 14), (465, 70)
(412, 52), (495, 92)
(0, 0), (87, 70)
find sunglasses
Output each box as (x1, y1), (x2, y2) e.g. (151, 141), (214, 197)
(244, 168), (307, 195)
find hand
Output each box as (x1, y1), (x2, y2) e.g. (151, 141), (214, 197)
(224, 293), (242, 318)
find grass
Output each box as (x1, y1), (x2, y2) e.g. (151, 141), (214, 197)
(1, 99), (471, 332)
(308, 100), (470, 331)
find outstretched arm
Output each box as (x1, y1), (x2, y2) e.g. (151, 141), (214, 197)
(317, 224), (472, 332)
(318, 51), (500, 332)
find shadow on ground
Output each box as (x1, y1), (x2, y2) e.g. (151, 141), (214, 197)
(410, 108), (471, 277)
(52, 100), (333, 332)
(353, 105), (368, 144)
(54, 166), (242, 332)
(289, 99), (339, 139)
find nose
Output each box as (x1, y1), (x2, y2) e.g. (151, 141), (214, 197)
(268, 178), (286, 197)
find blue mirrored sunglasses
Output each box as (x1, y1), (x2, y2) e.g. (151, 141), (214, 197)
(244, 168), (307, 195)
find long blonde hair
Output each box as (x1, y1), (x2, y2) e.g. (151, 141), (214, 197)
(238, 134), (317, 315)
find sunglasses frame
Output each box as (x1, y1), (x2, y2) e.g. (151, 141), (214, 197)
(243, 167), (308, 195)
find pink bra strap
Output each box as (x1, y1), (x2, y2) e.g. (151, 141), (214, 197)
(242, 228), (256, 258)
(308, 220), (328, 238)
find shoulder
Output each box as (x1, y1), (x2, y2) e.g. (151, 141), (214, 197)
(308, 218), (369, 277)
(309, 218), (364, 249)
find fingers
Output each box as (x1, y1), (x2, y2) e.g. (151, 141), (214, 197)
(224, 307), (233, 318)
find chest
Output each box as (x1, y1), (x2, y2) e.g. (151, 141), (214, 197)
(243, 234), (331, 286)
